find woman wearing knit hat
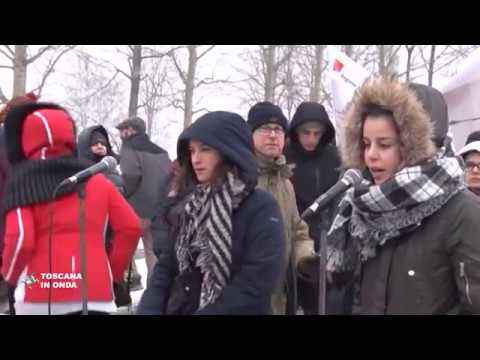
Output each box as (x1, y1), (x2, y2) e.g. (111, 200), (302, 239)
(1, 101), (142, 315)
(137, 111), (285, 315)
(457, 130), (480, 196)
(327, 77), (480, 314)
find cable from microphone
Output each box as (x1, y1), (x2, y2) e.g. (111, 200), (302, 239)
(301, 169), (362, 220)
(58, 156), (118, 187)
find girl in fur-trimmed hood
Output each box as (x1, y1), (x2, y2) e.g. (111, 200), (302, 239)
(327, 77), (480, 314)
(340, 77), (436, 171)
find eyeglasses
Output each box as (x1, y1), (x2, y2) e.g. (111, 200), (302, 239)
(256, 125), (285, 136)
(465, 161), (480, 171)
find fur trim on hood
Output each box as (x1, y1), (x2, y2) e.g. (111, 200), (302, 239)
(341, 77), (436, 169)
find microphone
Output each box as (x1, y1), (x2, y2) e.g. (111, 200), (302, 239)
(59, 156), (117, 187)
(301, 169), (362, 220)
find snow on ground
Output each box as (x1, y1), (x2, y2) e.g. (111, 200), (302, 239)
(112, 241), (148, 315)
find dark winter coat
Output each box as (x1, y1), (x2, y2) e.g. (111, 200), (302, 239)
(137, 111), (286, 315)
(355, 189), (480, 314)
(119, 132), (171, 219)
(77, 125), (123, 194)
(285, 102), (340, 247)
(341, 78), (480, 314)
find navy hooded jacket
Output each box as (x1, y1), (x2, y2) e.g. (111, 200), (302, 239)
(137, 111), (286, 315)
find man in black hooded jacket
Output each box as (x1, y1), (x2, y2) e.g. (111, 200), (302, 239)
(285, 101), (343, 314)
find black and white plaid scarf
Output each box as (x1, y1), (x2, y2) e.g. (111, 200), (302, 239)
(176, 171), (252, 310)
(326, 150), (465, 273)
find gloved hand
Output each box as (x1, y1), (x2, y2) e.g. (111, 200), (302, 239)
(297, 254), (334, 285)
(113, 281), (132, 307)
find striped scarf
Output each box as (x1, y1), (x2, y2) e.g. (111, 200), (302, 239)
(326, 151), (465, 273)
(176, 171), (252, 309)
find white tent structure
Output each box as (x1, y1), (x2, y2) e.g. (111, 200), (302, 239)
(437, 48), (480, 151)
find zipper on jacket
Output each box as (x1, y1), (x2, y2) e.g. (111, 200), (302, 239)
(459, 262), (472, 305)
(315, 168), (320, 193)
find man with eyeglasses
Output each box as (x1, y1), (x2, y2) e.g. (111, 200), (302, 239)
(458, 131), (480, 197)
(247, 101), (314, 315)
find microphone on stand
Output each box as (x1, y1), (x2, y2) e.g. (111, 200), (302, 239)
(58, 156), (117, 187)
(301, 169), (362, 220)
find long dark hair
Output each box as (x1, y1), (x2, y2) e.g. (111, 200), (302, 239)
(174, 154), (237, 195)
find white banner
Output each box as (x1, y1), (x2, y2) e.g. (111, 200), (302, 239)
(326, 46), (370, 144)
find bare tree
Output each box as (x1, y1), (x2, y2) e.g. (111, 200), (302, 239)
(138, 56), (173, 136)
(274, 45), (330, 118)
(274, 45), (302, 118)
(62, 49), (125, 139)
(0, 45), (75, 97)
(375, 45), (401, 76)
(234, 45), (295, 109)
(310, 45), (325, 103)
(110, 45), (181, 120)
(169, 45), (219, 128)
(128, 45), (142, 118)
(341, 45), (374, 65)
(404, 45), (417, 82)
(416, 45), (479, 86)
(417, 45), (443, 86)
(13, 45), (27, 96)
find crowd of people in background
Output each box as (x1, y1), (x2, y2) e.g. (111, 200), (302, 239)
(0, 75), (479, 315)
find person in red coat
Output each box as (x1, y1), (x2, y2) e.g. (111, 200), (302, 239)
(1, 101), (142, 315)
(0, 92), (38, 313)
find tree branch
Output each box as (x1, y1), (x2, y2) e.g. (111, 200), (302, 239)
(195, 77), (233, 88)
(26, 45), (56, 64)
(192, 107), (209, 115)
(34, 46), (76, 96)
(197, 45), (215, 60)
(114, 66), (132, 80)
(170, 52), (187, 84)
(170, 98), (185, 111)
(0, 47), (14, 61)
(274, 46), (294, 70)
(5, 45), (14, 57)
(142, 45), (184, 59)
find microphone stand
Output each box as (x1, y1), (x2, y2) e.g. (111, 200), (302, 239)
(318, 213), (327, 315)
(77, 183), (89, 315)
(46, 183), (65, 315)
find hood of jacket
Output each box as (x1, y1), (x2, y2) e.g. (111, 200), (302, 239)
(77, 125), (117, 164)
(289, 101), (336, 150)
(4, 102), (78, 165)
(341, 77), (436, 169)
(177, 111), (258, 185)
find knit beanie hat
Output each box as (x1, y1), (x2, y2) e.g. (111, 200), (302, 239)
(247, 101), (288, 132)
